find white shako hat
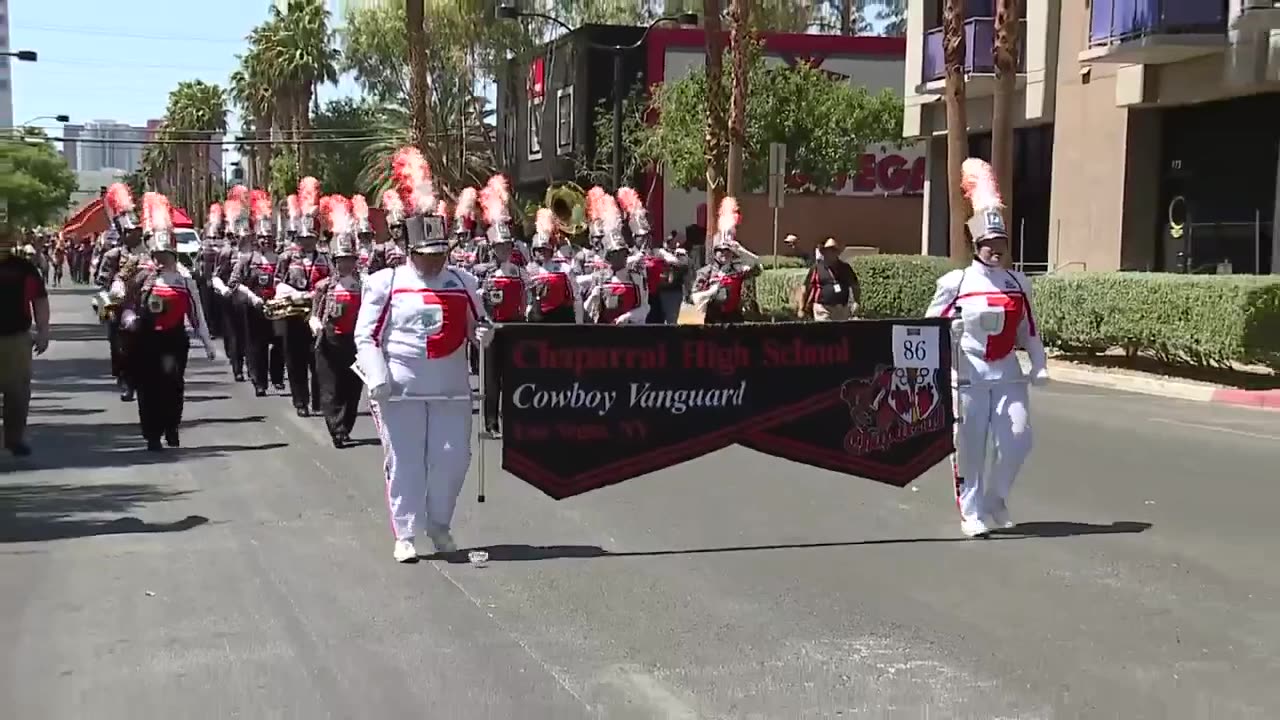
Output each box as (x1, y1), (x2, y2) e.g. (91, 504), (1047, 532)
(960, 158), (1008, 243)
(331, 231), (358, 259)
(406, 214), (449, 254)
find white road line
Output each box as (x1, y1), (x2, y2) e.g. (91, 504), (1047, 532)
(1150, 417), (1280, 442)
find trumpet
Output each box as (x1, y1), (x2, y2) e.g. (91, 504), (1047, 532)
(263, 295), (313, 320)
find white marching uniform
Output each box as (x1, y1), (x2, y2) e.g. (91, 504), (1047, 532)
(354, 263), (487, 542)
(926, 260), (1048, 525)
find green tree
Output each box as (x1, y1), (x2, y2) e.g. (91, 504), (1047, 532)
(0, 137), (77, 227)
(308, 98), (382, 195)
(610, 42), (903, 194)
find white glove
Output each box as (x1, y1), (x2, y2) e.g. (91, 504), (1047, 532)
(474, 324), (495, 348)
(308, 317), (323, 335)
(1030, 367), (1050, 387)
(368, 382), (392, 402)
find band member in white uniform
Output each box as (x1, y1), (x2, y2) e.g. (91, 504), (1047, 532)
(121, 193), (215, 451)
(356, 147), (493, 563)
(926, 158), (1049, 538)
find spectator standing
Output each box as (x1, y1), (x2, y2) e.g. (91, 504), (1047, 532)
(802, 238), (860, 321)
(0, 228), (51, 457)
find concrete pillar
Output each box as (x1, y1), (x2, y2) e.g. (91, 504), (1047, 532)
(921, 136), (949, 256)
(1272, 141), (1280, 273)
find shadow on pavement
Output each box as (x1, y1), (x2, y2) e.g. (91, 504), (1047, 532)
(14, 417), (284, 470)
(426, 522), (1154, 563)
(184, 395), (233, 403)
(0, 481), (210, 543)
(50, 322), (110, 343)
(27, 406), (107, 417)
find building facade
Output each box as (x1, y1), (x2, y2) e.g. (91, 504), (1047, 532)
(65, 120), (150, 173)
(500, 26), (924, 257)
(903, 0), (1280, 274)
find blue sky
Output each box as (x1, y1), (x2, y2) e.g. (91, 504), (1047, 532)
(9, 0), (358, 133)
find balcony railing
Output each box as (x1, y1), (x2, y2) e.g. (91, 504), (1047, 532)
(1089, 0), (1227, 47)
(922, 17), (1027, 84)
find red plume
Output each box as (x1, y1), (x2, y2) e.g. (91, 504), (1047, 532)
(298, 177), (321, 216)
(228, 185), (249, 206)
(381, 190), (405, 224)
(616, 187), (644, 215)
(480, 174), (511, 224)
(585, 186), (607, 220)
(717, 197), (740, 234)
(589, 191), (622, 234)
(325, 195), (353, 236)
(436, 200), (449, 220)
(351, 194), (370, 222)
(142, 192), (173, 233)
(105, 183), (134, 216)
(535, 208), (556, 237)
(249, 189), (272, 222)
(286, 194), (300, 222)
(224, 199), (244, 226)
(391, 146), (435, 214)
(205, 203), (222, 235)
(961, 158), (1003, 211)
(455, 187), (478, 219)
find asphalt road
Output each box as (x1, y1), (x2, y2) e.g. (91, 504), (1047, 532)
(2, 287), (1279, 720)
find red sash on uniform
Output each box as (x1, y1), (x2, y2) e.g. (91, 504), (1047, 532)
(716, 272), (745, 314)
(148, 283), (191, 332)
(487, 275), (525, 322)
(257, 260), (277, 300)
(386, 288), (472, 359)
(330, 285), (359, 335)
(643, 255), (666, 293)
(598, 281), (640, 324)
(536, 271), (571, 314)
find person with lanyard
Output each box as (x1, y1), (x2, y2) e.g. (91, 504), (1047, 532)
(194, 203), (224, 338)
(308, 209), (364, 448)
(354, 146), (493, 563)
(211, 194), (253, 382)
(0, 226), (50, 457)
(926, 158), (1050, 538)
(96, 183), (146, 402)
(369, 190), (408, 274)
(117, 193), (215, 452)
(274, 176), (331, 417)
(526, 208), (583, 323)
(228, 191), (286, 396)
(582, 191), (649, 326)
(802, 238), (861, 321)
(691, 197), (760, 324)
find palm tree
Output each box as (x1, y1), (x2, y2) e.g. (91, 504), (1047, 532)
(264, 0), (340, 172)
(942, 0), (969, 263)
(230, 26), (279, 188)
(991, 0), (1020, 260)
(164, 80), (227, 225)
(726, 0), (749, 198)
(702, 0), (728, 242)
(407, 0), (430, 152)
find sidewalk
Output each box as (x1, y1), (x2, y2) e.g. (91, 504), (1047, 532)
(1042, 358), (1280, 410)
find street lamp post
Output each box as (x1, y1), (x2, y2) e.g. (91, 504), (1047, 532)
(496, 6), (698, 192)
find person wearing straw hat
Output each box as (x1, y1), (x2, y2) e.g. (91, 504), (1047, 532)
(124, 193), (215, 452)
(309, 202), (365, 448)
(926, 158), (1049, 538)
(356, 147), (493, 563)
(802, 238), (860, 321)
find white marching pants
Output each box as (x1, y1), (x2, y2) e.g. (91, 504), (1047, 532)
(370, 399), (473, 540)
(951, 382), (1032, 522)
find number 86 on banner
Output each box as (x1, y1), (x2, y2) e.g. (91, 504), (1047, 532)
(892, 325), (940, 370)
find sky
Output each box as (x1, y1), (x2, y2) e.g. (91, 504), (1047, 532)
(8, 0), (358, 134)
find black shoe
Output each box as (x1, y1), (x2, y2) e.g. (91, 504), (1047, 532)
(120, 388), (135, 402)
(273, 382), (286, 391)
(8, 443), (31, 457)
(295, 406), (309, 418)
(331, 434), (345, 449)
(254, 387), (267, 397)
(233, 371), (245, 382)
(164, 430), (180, 448)
(146, 439), (164, 452)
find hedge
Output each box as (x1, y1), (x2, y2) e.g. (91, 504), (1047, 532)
(756, 255), (1280, 371)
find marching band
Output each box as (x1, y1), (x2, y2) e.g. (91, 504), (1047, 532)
(85, 145), (1043, 555)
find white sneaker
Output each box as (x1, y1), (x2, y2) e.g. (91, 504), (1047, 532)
(960, 517), (992, 538)
(393, 539), (419, 563)
(989, 504), (1014, 530)
(427, 528), (457, 553)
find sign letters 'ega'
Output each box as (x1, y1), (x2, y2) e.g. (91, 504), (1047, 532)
(488, 320), (957, 500)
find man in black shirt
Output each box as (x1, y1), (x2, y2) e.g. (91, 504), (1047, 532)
(802, 238), (860, 321)
(0, 230), (51, 456)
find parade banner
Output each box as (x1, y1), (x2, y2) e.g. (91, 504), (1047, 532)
(490, 320), (955, 500)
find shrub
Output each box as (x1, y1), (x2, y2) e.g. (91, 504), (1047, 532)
(754, 255), (810, 270)
(1033, 273), (1280, 370)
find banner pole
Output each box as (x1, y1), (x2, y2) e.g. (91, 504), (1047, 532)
(477, 342), (488, 504)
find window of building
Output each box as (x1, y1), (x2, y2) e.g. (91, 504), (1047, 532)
(528, 98), (543, 161)
(556, 86), (573, 154)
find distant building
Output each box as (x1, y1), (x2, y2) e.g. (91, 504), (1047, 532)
(73, 120), (149, 172)
(0, 0), (13, 132)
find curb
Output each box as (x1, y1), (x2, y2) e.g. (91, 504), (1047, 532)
(1044, 360), (1279, 410)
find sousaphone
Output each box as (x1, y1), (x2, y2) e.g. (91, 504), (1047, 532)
(544, 182), (588, 240)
